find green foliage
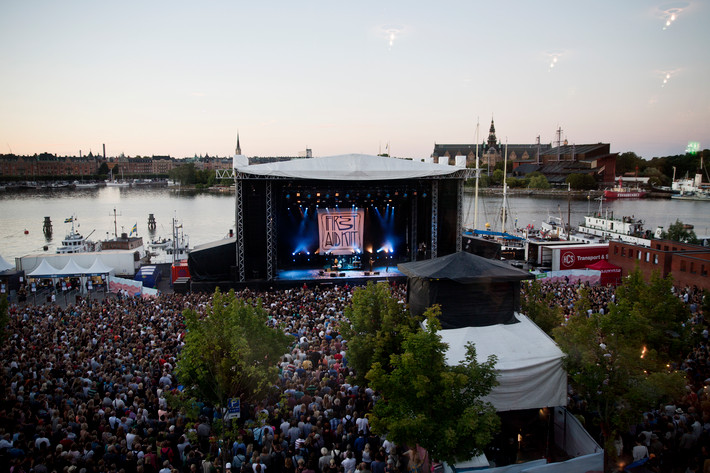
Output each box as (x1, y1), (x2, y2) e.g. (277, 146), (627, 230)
(0, 294), (8, 342)
(175, 289), (292, 409)
(169, 162), (197, 185)
(342, 282), (422, 385)
(565, 173), (597, 190)
(506, 177), (525, 188)
(661, 219), (698, 244)
(520, 281), (563, 335)
(491, 169), (504, 185)
(98, 162), (110, 176)
(528, 174), (551, 189)
(553, 268), (688, 463)
(367, 307), (500, 464)
(616, 152), (646, 175)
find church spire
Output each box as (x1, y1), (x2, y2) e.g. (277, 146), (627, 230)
(487, 118), (497, 148)
(235, 132), (242, 155)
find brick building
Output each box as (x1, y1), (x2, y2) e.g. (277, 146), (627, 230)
(608, 240), (710, 291)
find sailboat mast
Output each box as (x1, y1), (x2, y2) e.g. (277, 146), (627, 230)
(502, 140), (508, 234)
(474, 120), (480, 231)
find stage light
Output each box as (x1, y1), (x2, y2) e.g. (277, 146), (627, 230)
(317, 193), (321, 197)
(286, 194), (291, 199)
(422, 192), (427, 197)
(366, 193), (371, 198)
(296, 192), (300, 197)
(403, 192), (407, 197)
(307, 194), (311, 199)
(345, 193), (349, 198)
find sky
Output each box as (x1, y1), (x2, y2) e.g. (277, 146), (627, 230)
(1, 1), (708, 161)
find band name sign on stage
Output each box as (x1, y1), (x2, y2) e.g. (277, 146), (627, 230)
(318, 209), (364, 255)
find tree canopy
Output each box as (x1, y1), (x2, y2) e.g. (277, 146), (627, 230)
(176, 289), (292, 409)
(342, 282), (422, 386)
(661, 219), (699, 244)
(553, 268), (688, 466)
(367, 307), (500, 464)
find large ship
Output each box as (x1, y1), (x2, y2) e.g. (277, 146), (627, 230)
(603, 177), (647, 199)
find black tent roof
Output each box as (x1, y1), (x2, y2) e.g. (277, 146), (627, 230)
(398, 251), (533, 284)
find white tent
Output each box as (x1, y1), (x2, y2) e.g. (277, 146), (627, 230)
(27, 259), (61, 278)
(86, 258), (115, 276)
(236, 154), (463, 181)
(0, 254), (14, 272)
(440, 313), (567, 412)
(56, 258), (91, 276)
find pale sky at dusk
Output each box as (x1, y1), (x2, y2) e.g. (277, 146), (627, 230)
(1, 1), (708, 160)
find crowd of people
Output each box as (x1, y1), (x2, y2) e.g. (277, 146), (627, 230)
(0, 277), (707, 473)
(0, 284), (434, 473)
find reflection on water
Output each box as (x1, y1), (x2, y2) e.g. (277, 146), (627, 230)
(1, 187), (709, 261)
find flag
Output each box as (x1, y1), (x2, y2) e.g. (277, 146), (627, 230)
(64, 217), (73, 223)
(131, 223), (137, 236)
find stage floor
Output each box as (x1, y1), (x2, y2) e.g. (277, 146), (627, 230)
(276, 265), (403, 281)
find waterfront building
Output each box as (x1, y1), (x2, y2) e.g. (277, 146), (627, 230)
(609, 239), (710, 291)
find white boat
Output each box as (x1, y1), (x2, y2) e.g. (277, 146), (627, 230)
(73, 180), (99, 189)
(670, 157), (710, 201)
(56, 216), (100, 253)
(568, 199), (659, 247)
(105, 180), (131, 187)
(148, 238), (173, 250)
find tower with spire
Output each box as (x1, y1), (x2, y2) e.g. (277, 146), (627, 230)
(487, 118), (498, 148)
(235, 132), (241, 155)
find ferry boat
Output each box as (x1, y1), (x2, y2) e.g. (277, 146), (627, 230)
(56, 216), (100, 253)
(603, 177), (647, 199)
(568, 201), (661, 247)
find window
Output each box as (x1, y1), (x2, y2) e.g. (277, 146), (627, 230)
(681, 261), (687, 272)
(614, 246), (619, 255)
(629, 249), (634, 258)
(691, 262), (695, 274)
(638, 251), (642, 260)
(621, 248), (626, 257)
(646, 252), (650, 262)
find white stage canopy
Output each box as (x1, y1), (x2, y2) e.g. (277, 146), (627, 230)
(236, 154), (465, 181)
(440, 313), (567, 412)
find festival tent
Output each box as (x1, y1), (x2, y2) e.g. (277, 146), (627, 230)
(27, 259), (61, 278)
(397, 251), (534, 328)
(56, 258), (91, 277)
(0, 254), (14, 272)
(86, 258), (115, 277)
(586, 259), (622, 286)
(440, 313), (567, 412)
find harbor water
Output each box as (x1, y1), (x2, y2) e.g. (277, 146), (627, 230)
(1, 186), (709, 262)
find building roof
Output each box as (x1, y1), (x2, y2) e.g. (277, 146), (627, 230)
(236, 153), (467, 181)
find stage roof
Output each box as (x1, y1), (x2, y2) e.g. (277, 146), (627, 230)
(236, 154), (467, 181)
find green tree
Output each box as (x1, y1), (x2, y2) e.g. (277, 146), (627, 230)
(169, 162), (197, 185)
(367, 307), (500, 464)
(97, 162), (109, 176)
(520, 280), (563, 335)
(661, 219), (698, 244)
(553, 269), (688, 468)
(176, 289), (292, 409)
(342, 282), (422, 385)
(565, 173), (597, 190)
(491, 169), (504, 185)
(528, 174), (551, 189)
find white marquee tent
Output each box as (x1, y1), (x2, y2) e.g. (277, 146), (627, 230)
(0, 254), (14, 272)
(440, 313), (567, 412)
(27, 259), (61, 278)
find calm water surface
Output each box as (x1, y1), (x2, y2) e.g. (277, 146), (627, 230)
(1, 187), (709, 262)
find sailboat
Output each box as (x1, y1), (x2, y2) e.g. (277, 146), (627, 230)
(462, 130), (525, 260)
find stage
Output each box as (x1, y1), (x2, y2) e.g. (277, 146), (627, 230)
(277, 265), (404, 281)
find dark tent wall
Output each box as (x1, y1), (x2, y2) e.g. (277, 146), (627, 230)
(188, 238), (237, 282)
(407, 277), (521, 328)
(399, 252), (533, 329)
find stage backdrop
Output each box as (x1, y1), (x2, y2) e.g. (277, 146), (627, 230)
(318, 209), (364, 255)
